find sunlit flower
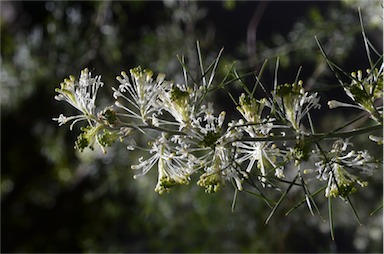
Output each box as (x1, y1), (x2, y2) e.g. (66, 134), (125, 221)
(197, 142), (245, 192)
(53, 68), (103, 129)
(113, 66), (166, 124)
(197, 146), (226, 193)
(237, 94), (275, 135)
(270, 81), (321, 132)
(237, 93), (265, 123)
(234, 140), (283, 186)
(314, 139), (377, 198)
(156, 83), (194, 129)
(131, 133), (192, 194)
(328, 67), (383, 123)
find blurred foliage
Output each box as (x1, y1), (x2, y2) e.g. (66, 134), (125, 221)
(1, 1), (382, 253)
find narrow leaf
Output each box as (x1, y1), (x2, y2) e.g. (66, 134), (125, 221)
(265, 174), (299, 225)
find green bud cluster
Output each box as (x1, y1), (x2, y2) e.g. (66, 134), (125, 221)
(130, 66), (154, 80)
(169, 85), (191, 123)
(55, 75), (77, 103)
(291, 139), (310, 166)
(327, 176), (359, 199)
(98, 106), (118, 127)
(97, 129), (118, 148)
(237, 93), (266, 125)
(200, 130), (221, 149)
(171, 86), (189, 102)
(155, 175), (180, 194)
(346, 69), (383, 122)
(337, 182), (357, 198)
(75, 125), (97, 152)
(74, 124), (117, 153)
(273, 81), (307, 131)
(197, 172), (223, 193)
(275, 81), (303, 97)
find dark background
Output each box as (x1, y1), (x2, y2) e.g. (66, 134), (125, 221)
(1, 1), (382, 252)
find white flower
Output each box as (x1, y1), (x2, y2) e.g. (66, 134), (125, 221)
(202, 102), (216, 127)
(274, 167), (285, 178)
(328, 67), (383, 122)
(156, 83), (193, 129)
(197, 142), (245, 192)
(234, 140), (283, 186)
(54, 114), (68, 126)
(236, 94), (276, 136)
(113, 67), (166, 124)
(131, 133), (192, 194)
(270, 80), (321, 132)
(53, 68), (103, 128)
(314, 139), (377, 198)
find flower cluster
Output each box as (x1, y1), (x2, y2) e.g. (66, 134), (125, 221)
(314, 139), (376, 199)
(233, 94), (283, 185)
(271, 80), (321, 132)
(328, 65), (383, 123)
(53, 51), (382, 204)
(54, 68), (103, 129)
(53, 68), (120, 154)
(113, 67), (166, 125)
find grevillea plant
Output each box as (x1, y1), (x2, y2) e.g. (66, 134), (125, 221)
(53, 24), (382, 238)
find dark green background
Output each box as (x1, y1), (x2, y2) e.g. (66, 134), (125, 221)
(2, 1), (382, 252)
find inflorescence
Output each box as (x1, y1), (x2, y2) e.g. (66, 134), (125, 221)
(53, 47), (383, 201)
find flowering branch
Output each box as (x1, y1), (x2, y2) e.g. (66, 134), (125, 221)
(53, 43), (382, 195)
(53, 35), (382, 237)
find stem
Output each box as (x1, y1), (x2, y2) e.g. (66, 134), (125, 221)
(238, 124), (382, 143)
(121, 123), (186, 136)
(318, 124), (382, 140)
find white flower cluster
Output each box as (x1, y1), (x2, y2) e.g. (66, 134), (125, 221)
(314, 139), (376, 199)
(327, 65), (383, 123)
(111, 66), (242, 193)
(53, 55), (381, 200)
(53, 68), (103, 129)
(270, 80), (321, 132)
